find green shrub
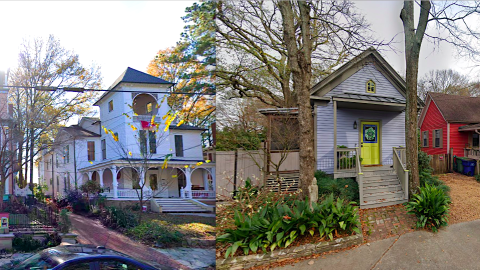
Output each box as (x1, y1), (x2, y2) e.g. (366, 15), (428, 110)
(101, 206), (138, 229)
(44, 232), (62, 248)
(13, 235), (42, 252)
(217, 194), (360, 258)
(405, 183), (450, 232)
(314, 170), (329, 179)
(128, 222), (183, 246)
(58, 209), (71, 233)
(475, 174), (480, 182)
(316, 173), (359, 203)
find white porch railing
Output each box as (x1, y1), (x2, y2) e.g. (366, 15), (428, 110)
(180, 188), (215, 199)
(356, 152), (364, 206)
(465, 148), (480, 159)
(101, 189), (153, 198)
(336, 147), (358, 172)
(393, 147), (409, 200)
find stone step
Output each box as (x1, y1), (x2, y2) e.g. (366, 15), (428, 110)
(363, 190), (405, 201)
(155, 199), (209, 213)
(361, 198), (407, 209)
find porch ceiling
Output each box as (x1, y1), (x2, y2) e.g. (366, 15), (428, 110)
(333, 93), (405, 112)
(459, 123), (480, 131)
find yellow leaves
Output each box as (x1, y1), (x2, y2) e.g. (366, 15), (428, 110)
(128, 151), (132, 156)
(196, 162), (203, 166)
(184, 165), (189, 168)
(150, 115), (156, 124)
(129, 124), (137, 131)
(161, 159), (168, 169)
(112, 133), (119, 141)
(89, 161), (93, 164)
(134, 112), (138, 116)
(205, 160), (211, 163)
(171, 175), (178, 178)
(177, 120), (185, 126)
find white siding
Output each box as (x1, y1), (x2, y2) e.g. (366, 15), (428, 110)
(325, 63), (405, 100)
(316, 102), (405, 174)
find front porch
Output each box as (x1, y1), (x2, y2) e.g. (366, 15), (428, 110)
(79, 160), (216, 200)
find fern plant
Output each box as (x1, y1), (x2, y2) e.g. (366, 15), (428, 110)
(405, 183), (450, 232)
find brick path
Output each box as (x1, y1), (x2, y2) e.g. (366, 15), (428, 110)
(359, 204), (417, 242)
(69, 213), (188, 269)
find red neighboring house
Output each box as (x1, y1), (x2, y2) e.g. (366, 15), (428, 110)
(418, 92), (480, 158)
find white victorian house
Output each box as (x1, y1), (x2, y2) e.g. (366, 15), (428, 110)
(38, 68), (215, 210)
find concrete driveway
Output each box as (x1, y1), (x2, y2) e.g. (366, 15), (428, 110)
(276, 219), (480, 270)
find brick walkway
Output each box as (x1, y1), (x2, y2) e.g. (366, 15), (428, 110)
(69, 213), (188, 269)
(359, 204), (417, 242)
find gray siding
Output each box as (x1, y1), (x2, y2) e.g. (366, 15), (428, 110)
(316, 102), (405, 174)
(325, 63), (405, 101)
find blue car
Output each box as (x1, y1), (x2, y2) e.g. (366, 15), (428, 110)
(11, 245), (160, 270)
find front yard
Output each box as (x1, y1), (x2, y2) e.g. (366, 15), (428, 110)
(438, 173), (480, 224)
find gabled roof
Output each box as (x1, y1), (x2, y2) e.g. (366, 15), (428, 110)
(94, 67), (174, 106)
(310, 47), (424, 107)
(425, 92), (480, 123)
(108, 67), (174, 90)
(60, 125), (100, 138)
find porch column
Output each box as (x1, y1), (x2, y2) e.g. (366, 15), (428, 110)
(111, 167), (118, 199)
(87, 171), (93, 181)
(139, 168), (145, 196)
(203, 169), (209, 191)
(333, 100), (337, 173)
(185, 167), (192, 199)
(98, 169), (104, 188)
(211, 167), (216, 191)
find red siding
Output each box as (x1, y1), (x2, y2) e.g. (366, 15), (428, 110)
(420, 100), (448, 155)
(450, 123), (469, 156)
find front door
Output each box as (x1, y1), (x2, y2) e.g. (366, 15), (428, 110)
(361, 121), (380, 165)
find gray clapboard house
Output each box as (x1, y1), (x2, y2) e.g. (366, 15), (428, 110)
(309, 47), (423, 209)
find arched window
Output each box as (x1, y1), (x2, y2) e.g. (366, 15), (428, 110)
(366, 80), (376, 93)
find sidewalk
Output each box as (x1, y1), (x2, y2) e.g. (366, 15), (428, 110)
(276, 219), (480, 270)
(69, 213), (188, 269)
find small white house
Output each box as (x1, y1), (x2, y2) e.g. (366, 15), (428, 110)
(38, 67), (215, 202)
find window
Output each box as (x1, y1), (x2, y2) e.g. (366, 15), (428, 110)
(140, 130), (147, 155)
(56, 176), (59, 189)
(63, 175), (67, 193)
(67, 172), (71, 190)
(101, 139), (106, 160)
(149, 131), (157, 154)
(64, 145), (69, 163)
(434, 129), (443, 148)
(146, 102), (153, 113)
(366, 80), (376, 93)
(474, 133), (479, 148)
(56, 154), (59, 168)
(175, 135), (184, 157)
(422, 131), (429, 147)
(108, 100), (114, 112)
(87, 141), (95, 161)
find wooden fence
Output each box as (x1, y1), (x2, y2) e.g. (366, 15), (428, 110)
(216, 150), (300, 198)
(429, 149), (453, 174)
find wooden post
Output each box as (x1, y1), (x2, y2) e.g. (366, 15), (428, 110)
(333, 100), (337, 173)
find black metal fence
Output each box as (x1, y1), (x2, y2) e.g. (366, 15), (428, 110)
(8, 203), (58, 233)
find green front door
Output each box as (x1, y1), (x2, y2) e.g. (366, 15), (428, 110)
(361, 121), (380, 165)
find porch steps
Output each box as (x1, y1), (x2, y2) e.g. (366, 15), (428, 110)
(153, 198), (209, 213)
(361, 167), (407, 209)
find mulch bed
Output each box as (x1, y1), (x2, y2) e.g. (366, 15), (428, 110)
(438, 173), (480, 224)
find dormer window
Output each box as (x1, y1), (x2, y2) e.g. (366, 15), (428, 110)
(366, 80), (376, 93)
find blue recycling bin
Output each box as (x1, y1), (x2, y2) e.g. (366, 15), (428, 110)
(462, 158), (476, 176)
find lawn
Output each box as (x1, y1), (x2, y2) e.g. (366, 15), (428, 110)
(438, 172), (480, 224)
(140, 212), (215, 240)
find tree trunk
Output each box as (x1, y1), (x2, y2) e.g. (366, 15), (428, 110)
(279, 1), (315, 200)
(29, 126), (35, 191)
(401, 1), (431, 196)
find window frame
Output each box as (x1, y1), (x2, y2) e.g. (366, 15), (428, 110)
(175, 135), (184, 157)
(108, 100), (113, 112)
(422, 130), (429, 147)
(433, 129), (443, 148)
(473, 133), (479, 148)
(101, 139), (106, 160)
(87, 141), (96, 161)
(366, 79), (376, 94)
(149, 131), (157, 154)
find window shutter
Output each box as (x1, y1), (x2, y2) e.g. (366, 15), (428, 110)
(440, 128), (443, 148)
(175, 135), (184, 157)
(426, 131), (429, 147)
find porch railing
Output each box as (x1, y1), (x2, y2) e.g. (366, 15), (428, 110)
(393, 147), (409, 200)
(181, 188), (215, 199)
(465, 148), (480, 158)
(394, 147), (407, 167)
(101, 189), (153, 198)
(356, 152), (364, 206)
(336, 147), (358, 172)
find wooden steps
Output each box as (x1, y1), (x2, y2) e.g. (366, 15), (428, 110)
(360, 167), (407, 209)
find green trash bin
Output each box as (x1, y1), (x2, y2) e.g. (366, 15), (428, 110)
(456, 157), (467, 173)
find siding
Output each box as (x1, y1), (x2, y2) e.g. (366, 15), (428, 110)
(325, 63), (405, 101)
(317, 102), (405, 174)
(450, 123), (469, 156)
(420, 100), (448, 155)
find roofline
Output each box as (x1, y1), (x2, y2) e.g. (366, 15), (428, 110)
(93, 82), (175, 106)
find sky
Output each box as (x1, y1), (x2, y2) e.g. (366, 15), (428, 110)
(0, 1), (195, 88)
(354, 1), (478, 80)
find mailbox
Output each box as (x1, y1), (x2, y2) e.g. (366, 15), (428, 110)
(0, 213), (9, 233)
